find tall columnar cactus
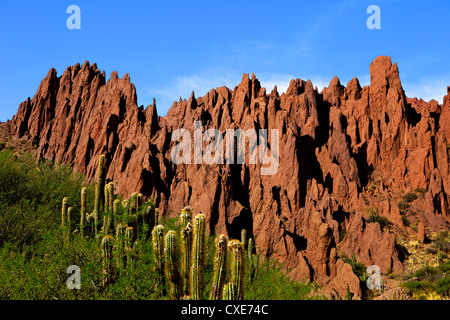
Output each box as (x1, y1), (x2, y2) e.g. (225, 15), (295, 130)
(102, 235), (114, 286)
(104, 183), (110, 213)
(180, 206), (193, 229)
(228, 240), (245, 300)
(222, 282), (237, 300)
(210, 234), (228, 300)
(137, 193), (143, 209)
(241, 229), (247, 249)
(190, 213), (206, 300)
(67, 207), (73, 229)
(122, 199), (129, 214)
(86, 212), (94, 237)
(248, 238), (254, 258)
(130, 192), (138, 213)
(179, 205), (193, 296)
(180, 221), (192, 296)
(103, 182), (115, 236)
(65, 206), (73, 244)
(61, 197), (69, 228)
(152, 224), (166, 296)
(113, 199), (120, 228)
(80, 187), (87, 237)
(94, 155), (106, 237)
(164, 230), (182, 300)
(142, 201), (156, 239)
(248, 237), (257, 282)
(125, 226), (134, 267)
(114, 223), (125, 275)
(154, 208), (159, 226)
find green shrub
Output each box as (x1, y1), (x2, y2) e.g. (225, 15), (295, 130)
(0, 149), (94, 248)
(402, 216), (410, 227)
(367, 208), (393, 230)
(403, 192), (418, 203)
(397, 200), (409, 211)
(435, 277), (450, 297)
(402, 280), (434, 295)
(342, 254), (366, 281)
(414, 188), (427, 196)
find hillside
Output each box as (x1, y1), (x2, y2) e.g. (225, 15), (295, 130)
(5, 56), (450, 298)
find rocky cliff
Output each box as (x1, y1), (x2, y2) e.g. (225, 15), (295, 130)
(9, 56), (450, 298)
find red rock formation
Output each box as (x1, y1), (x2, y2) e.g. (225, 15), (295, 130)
(8, 56), (450, 299)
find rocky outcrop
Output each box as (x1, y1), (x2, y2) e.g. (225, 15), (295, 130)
(9, 56), (450, 299)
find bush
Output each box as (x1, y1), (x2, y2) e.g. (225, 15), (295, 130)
(342, 254), (366, 281)
(403, 192), (418, 203)
(0, 149), (93, 248)
(397, 200), (409, 211)
(402, 280), (434, 295)
(367, 208), (393, 230)
(415, 265), (439, 279)
(414, 188), (427, 196)
(435, 277), (450, 297)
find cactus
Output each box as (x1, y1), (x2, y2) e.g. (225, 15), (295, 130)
(222, 282), (237, 300)
(248, 238), (254, 257)
(65, 206), (73, 244)
(152, 224), (166, 296)
(345, 284), (354, 300)
(122, 199), (129, 213)
(130, 192), (138, 213)
(104, 183), (110, 213)
(103, 182), (115, 236)
(61, 197), (70, 244)
(241, 229), (247, 249)
(102, 235), (114, 286)
(80, 187), (87, 237)
(248, 237), (257, 282)
(86, 212), (94, 237)
(61, 197), (69, 228)
(164, 230), (182, 300)
(94, 155), (106, 237)
(137, 193), (143, 209)
(67, 207), (73, 229)
(142, 201), (156, 239)
(190, 213), (206, 300)
(228, 239), (245, 300)
(125, 226), (134, 267)
(180, 206), (193, 229)
(113, 199), (120, 227)
(180, 221), (192, 296)
(114, 223), (125, 275)
(210, 234), (228, 300)
(154, 208), (159, 226)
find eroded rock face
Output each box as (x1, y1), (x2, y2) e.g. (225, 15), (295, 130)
(9, 56), (450, 298)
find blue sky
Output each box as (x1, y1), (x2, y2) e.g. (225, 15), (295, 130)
(0, 0), (449, 122)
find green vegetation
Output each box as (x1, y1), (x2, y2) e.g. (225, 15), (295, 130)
(366, 208), (393, 231)
(342, 254), (366, 281)
(0, 148), (324, 300)
(401, 261), (450, 299)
